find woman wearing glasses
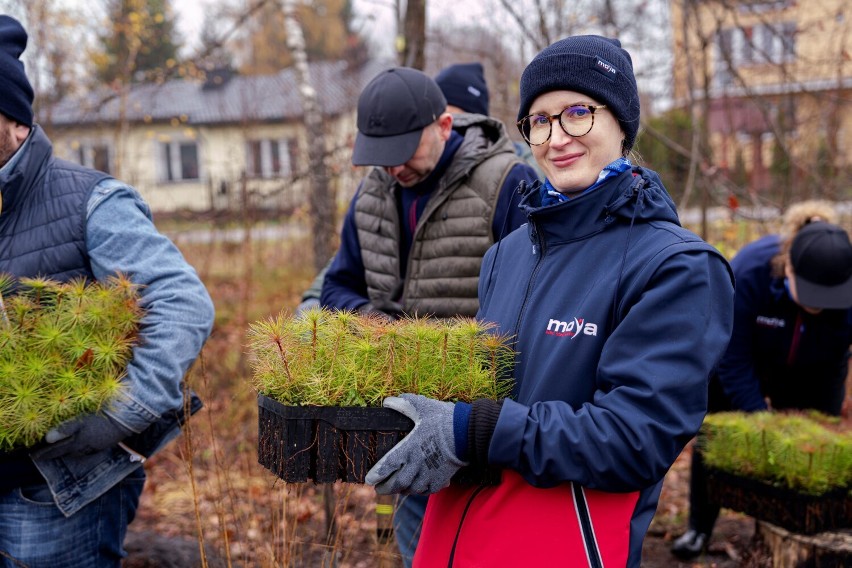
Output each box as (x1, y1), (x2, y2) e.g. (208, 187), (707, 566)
(365, 36), (735, 567)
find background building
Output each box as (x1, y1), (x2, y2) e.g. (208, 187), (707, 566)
(670, 0), (851, 204)
(44, 60), (385, 214)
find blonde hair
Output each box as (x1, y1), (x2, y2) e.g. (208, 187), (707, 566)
(771, 200), (838, 277)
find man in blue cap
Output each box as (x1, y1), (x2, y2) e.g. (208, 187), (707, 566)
(0, 15), (214, 567)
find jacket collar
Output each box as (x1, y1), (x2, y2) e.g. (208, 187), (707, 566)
(519, 167), (681, 245)
(0, 126), (53, 212)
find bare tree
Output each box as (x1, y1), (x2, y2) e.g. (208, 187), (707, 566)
(671, 0), (851, 210)
(282, 0), (336, 272)
(397, 0), (426, 68)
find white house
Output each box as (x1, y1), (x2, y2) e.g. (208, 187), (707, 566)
(43, 59), (388, 213)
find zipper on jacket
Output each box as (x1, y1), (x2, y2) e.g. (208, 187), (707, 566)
(514, 219), (546, 335)
(786, 311), (804, 366)
(447, 485), (487, 567)
(572, 483), (604, 568)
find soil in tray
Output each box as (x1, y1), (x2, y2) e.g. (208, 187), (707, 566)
(257, 394), (500, 485)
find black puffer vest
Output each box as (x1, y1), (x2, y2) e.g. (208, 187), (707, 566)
(0, 126), (107, 484)
(0, 126), (107, 282)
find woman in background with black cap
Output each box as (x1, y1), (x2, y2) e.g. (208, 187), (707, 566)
(672, 200), (852, 559)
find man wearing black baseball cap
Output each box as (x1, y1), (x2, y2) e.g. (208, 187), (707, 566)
(321, 66), (537, 318)
(352, 67), (448, 169)
(673, 204), (852, 560)
(320, 66), (538, 566)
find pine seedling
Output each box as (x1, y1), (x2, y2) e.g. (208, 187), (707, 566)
(0, 274), (143, 451)
(247, 307), (516, 406)
(700, 411), (852, 495)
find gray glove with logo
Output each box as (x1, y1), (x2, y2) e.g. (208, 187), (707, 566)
(366, 393), (467, 494)
(36, 414), (133, 460)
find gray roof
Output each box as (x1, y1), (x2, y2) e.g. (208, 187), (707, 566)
(45, 59), (390, 127)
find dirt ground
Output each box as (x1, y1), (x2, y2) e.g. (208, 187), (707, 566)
(123, 440), (769, 567)
(123, 370), (850, 568)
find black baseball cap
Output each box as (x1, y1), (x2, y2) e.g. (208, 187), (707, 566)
(352, 67), (447, 167)
(790, 221), (852, 309)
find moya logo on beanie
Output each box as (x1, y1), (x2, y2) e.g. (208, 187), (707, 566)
(593, 57), (618, 81)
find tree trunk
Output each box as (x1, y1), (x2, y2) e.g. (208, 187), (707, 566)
(755, 521), (852, 568)
(282, 0), (336, 273)
(399, 0), (426, 69)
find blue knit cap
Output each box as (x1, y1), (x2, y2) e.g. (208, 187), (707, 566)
(0, 15), (34, 126)
(435, 63), (489, 116)
(518, 35), (640, 151)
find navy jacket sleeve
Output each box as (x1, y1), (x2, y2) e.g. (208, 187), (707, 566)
(320, 186), (370, 311)
(714, 247), (773, 411)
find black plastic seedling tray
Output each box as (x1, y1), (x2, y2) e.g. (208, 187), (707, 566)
(257, 394), (500, 485)
(705, 466), (851, 535)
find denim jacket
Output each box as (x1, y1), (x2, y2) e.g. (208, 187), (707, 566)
(26, 177), (215, 516)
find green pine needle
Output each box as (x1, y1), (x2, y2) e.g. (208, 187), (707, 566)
(247, 307), (516, 406)
(0, 275), (143, 451)
(700, 411), (852, 495)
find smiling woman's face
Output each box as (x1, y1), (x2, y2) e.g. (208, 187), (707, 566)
(529, 90), (625, 195)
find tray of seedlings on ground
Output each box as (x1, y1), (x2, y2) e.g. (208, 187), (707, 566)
(0, 274), (143, 453)
(247, 307), (516, 484)
(698, 411), (852, 534)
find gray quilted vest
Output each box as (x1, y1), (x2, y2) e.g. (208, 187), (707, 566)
(354, 114), (522, 317)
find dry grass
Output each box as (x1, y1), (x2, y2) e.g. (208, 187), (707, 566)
(129, 222), (399, 567)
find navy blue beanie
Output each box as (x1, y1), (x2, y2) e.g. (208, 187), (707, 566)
(435, 62), (489, 116)
(0, 15), (34, 126)
(518, 35), (640, 151)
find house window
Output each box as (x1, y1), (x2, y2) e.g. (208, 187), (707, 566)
(716, 22), (796, 80)
(160, 141), (200, 181)
(246, 138), (296, 178)
(75, 142), (111, 174)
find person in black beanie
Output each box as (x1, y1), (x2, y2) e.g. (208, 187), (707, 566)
(435, 61), (545, 181)
(0, 15), (214, 568)
(434, 62), (490, 117)
(0, 15), (34, 129)
(364, 35), (735, 567)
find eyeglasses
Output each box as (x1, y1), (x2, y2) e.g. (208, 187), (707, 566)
(517, 104), (608, 146)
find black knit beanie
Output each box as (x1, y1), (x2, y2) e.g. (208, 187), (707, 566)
(435, 62), (490, 116)
(518, 35), (640, 151)
(0, 15), (34, 126)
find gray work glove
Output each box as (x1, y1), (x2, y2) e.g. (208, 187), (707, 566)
(366, 393), (467, 495)
(36, 414), (133, 460)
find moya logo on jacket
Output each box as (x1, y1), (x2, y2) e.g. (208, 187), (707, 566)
(755, 315), (785, 328)
(545, 317), (598, 338)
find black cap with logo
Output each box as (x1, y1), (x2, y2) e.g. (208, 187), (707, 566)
(790, 221), (852, 309)
(352, 67), (447, 167)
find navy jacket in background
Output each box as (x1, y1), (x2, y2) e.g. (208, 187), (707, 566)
(713, 235), (852, 415)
